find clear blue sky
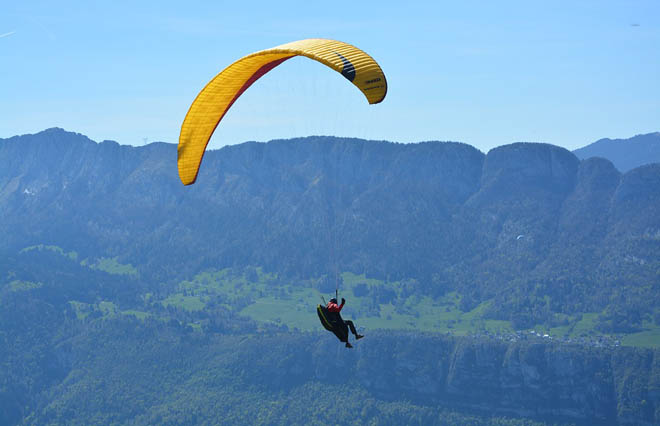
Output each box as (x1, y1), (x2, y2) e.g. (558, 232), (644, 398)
(1, 0), (658, 152)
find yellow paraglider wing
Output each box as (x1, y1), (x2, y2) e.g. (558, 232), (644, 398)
(178, 38), (387, 185)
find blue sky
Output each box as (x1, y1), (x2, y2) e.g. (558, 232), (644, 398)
(1, 0), (658, 152)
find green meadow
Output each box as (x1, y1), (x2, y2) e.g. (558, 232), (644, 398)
(25, 245), (659, 348)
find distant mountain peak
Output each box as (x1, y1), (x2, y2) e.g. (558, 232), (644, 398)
(38, 127), (81, 137)
(574, 132), (660, 173)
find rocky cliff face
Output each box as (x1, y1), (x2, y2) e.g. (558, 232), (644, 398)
(558, 157), (621, 242)
(286, 335), (658, 425)
(48, 329), (657, 425)
(479, 142), (579, 195)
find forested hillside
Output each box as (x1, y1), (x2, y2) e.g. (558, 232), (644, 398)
(1, 128), (659, 425)
(1, 129), (658, 329)
(2, 258), (659, 426)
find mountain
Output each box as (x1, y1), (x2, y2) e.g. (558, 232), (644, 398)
(2, 128), (660, 425)
(574, 132), (660, 172)
(1, 128), (659, 329)
(2, 128), (660, 424)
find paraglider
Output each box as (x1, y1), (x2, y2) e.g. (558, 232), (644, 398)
(178, 39), (382, 345)
(317, 297), (363, 348)
(177, 38), (387, 185)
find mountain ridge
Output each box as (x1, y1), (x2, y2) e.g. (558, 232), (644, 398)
(2, 128), (659, 330)
(573, 132), (660, 173)
(2, 128), (660, 425)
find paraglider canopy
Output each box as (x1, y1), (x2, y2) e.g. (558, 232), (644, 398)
(177, 38), (387, 185)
